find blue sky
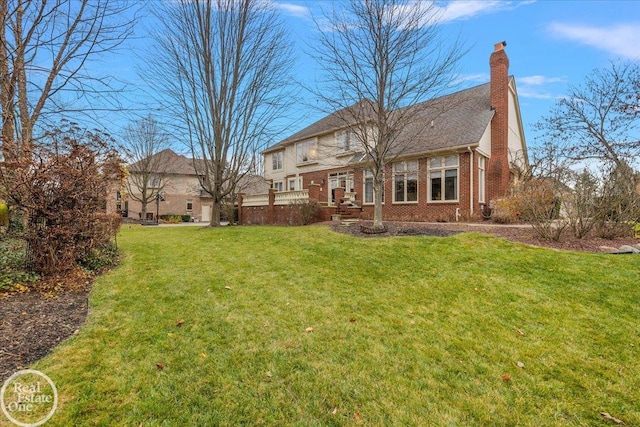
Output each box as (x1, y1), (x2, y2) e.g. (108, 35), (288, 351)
(111, 0), (640, 150)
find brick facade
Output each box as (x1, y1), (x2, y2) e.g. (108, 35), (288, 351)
(488, 41), (511, 203)
(243, 42), (525, 226)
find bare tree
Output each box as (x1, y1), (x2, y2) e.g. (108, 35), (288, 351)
(311, 0), (465, 230)
(121, 115), (171, 219)
(0, 0), (138, 162)
(146, 0), (294, 226)
(535, 61), (640, 169)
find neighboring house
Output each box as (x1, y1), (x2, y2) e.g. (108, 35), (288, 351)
(248, 42), (528, 224)
(108, 149), (269, 222)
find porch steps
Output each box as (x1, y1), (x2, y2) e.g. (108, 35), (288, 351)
(340, 218), (360, 227)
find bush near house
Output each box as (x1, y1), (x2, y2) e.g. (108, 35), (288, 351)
(0, 202), (8, 227)
(159, 214), (191, 223)
(1, 123), (125, 275)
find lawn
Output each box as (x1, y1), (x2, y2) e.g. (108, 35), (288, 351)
(27, 225), (640, 426)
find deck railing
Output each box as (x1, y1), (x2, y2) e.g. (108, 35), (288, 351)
(242, 190), (310, 207)
(274, 190), (309, 205)
(242, 193), (269, 207)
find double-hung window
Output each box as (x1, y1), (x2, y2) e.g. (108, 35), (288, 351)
(272, 151), (283, 171)
(429, 155), (459, 201)
(288, 177), (302, 191)
(273, 181), (284, 192)
(393, 161), (418, 203)
(296, 140), (316, 163)
(336, 130), (355, 152)
(364, 169), (384, 204)
(186, 200), (193, 211)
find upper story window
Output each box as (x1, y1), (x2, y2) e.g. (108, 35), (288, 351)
(273, 181), (284, 192)
(336, 130), (355, 152)
(116, 191), (122, 201)
(296, 139), (316, 163)
(149, 174), (162, 189)
(272, 151), (283, 171)
(393, 161), (418, 203)
(429, 155), (459, 202)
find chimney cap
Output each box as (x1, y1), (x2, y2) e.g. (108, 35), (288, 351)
(494, 41), (507, 51)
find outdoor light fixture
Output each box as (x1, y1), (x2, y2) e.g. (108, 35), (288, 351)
(156, 192), (165, 224)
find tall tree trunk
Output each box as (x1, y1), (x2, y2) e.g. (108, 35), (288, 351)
(373, 175), (384, 228)
(210, 199), (221, 227)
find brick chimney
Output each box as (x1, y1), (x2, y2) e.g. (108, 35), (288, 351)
(488, 41), (510, 203)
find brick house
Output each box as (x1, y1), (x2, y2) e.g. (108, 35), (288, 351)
(109, 149), (269, 222)
(242, 42), (527, 224)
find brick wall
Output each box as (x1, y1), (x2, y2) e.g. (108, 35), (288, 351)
(240, 153), (488, 224)
(488, 41), (510, 203)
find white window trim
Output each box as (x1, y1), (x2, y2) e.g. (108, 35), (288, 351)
(335, 129), (357, 154)
(273, 180), (284, 192)
(392, 160), (419, 204)
(428, 155), (459, 203)
(272, 151), (283, 171)
(186, 199), (194, 211)
(296, 139), (317, 165)
(478, 156), (486, 203)
(363, 169), (384, 205)
(287, 177), (302, 191)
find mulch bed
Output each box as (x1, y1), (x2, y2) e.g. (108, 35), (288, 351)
(1, 271), (92, 383)
(332, 220), (639, 253)
(2, 222), (638, 383)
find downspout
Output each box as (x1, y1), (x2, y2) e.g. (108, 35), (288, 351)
(468, 147), (474, 217)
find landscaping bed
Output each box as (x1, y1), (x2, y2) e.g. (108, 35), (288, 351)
(332, 220), (639, 253)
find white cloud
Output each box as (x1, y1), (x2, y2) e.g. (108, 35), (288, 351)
(435, 1), (502, 23)
(548, 22), (640, 60)
(517, 74), (565, 99)
(431, 0), (535, 24)
(451, 73), (489, 86)
(518, 75), (565, 86)
(272, 2), (310, 19)
(516, 87), (555, 100)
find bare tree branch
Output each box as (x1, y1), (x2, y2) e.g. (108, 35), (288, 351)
(309, 0), (466, 228)
(145, 0), (295, 226)
(120, 115), (172, 217)
(0, 0), (139, 161)
(535, 61), (640, 170)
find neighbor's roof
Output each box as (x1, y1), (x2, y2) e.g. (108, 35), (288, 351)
(263, 81), (498, 156)
(128, 148), (269, 195)
(128, 148), (200, 176)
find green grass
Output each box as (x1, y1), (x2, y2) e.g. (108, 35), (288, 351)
(25, 225), (640, 426)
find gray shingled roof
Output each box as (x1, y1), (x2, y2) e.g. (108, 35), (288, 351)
(128, 149), (200, 175)
(263, 82), (496, 157)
